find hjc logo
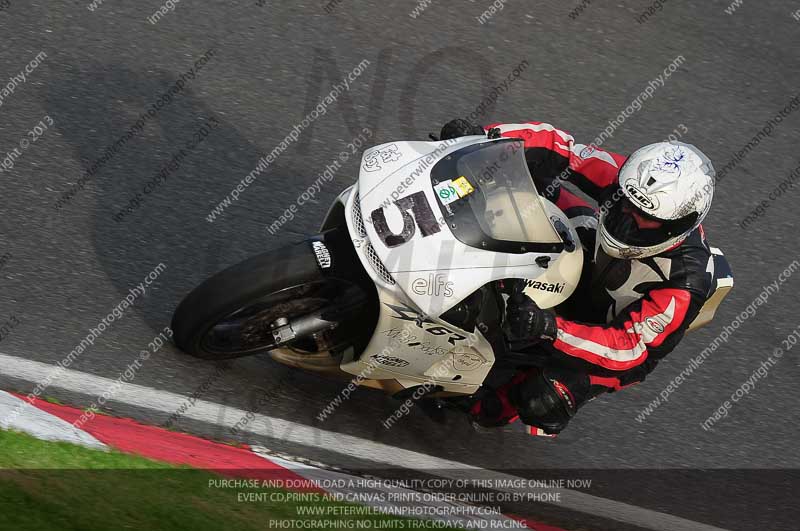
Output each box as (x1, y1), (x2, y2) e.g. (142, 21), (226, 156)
(625, 184), (656, 210)
(412, 274), (454, 298)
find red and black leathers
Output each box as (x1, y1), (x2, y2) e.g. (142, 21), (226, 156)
(474, 121), (715, 433)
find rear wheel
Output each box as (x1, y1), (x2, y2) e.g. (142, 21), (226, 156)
(172, 240), (372, 360)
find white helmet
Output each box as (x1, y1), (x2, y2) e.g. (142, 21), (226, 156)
(598, 141), (715, 259)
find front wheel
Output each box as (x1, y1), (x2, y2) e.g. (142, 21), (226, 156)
(171, 238), (372, 360)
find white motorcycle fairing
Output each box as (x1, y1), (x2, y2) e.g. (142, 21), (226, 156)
(329, 137), (583, 395)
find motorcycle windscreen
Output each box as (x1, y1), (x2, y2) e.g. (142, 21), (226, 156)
(431, 139), (564, 255)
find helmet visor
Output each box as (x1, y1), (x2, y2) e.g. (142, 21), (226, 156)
(603, 195), (697, 248)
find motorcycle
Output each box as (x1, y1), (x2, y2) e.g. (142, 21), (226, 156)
(172, 135), (733, 409)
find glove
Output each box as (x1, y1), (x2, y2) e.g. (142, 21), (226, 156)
(440, 119), (485, 140)
(509, 368), (590, 435)
(505, 291), (558, 347)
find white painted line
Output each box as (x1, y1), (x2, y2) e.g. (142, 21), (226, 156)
(254, 448), (530, 530)
(0, 352), (729, 531)
(0, 390), (108, 450)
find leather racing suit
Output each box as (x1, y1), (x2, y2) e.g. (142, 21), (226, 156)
(471, 122), (714, 434)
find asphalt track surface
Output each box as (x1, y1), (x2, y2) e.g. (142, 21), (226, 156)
(0, 1), (798, 530)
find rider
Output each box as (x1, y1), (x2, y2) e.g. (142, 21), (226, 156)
(439, 119), (716, 435)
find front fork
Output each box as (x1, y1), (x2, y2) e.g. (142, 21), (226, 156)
(269, 312), (339, 347)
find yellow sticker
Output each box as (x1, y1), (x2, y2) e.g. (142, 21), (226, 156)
(453, 176), (475, 198)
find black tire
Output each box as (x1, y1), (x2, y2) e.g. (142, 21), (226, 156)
(171, 241), (330, 359)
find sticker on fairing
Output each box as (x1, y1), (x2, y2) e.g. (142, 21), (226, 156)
(453, 176), (475, 198)
(312, 241), (332, 269)
(434, 180), (460, 205)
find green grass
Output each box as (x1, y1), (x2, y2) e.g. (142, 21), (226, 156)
(0, 429), (465, 531)
(39, 396), (63, 405)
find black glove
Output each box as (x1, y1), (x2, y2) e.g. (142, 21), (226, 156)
(505, 290), (558, 347)
(440, 118), (485, 140)
(509, 368), (590, 435)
